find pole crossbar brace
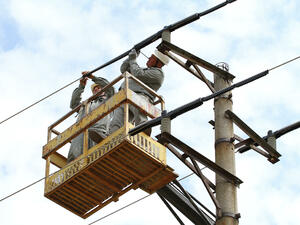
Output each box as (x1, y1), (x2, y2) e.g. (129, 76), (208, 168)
(237, 121), (300, 153)
(234, 134), (270, 158)
(157, 132), (243, 186)
(158, 41), (235, 80)
(189, 157), (222, 218)
(225, 110), (281, 163)
(209, 120), (274, 160)
(165, 51), (215, 86)
(164, 143), (216, 190)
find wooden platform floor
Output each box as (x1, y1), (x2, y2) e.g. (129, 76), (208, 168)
(45, 133), (177, 218)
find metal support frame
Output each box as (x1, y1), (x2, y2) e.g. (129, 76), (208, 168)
(192, 63), (216, 93)
(237, 121), (300, 153)
(157, 132), (243, 186)
(234, 134), (270, 158)
(210, 119), (291, 164)
(189, 157), (222, 218)
(225, 110), (281, 163)
(157, 40), (235, 80)
(157, 131), (242, 223)
(164, 143), (215, 190)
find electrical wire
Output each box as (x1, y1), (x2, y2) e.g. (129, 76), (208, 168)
(88, 171), (197, 225)
(0, 51), (298, 126)
(0, 156), (85, 202)
(0, 77), (81, 125)
(140, 50), (149, 59)
(0, 176), (46, 202)
(0, 50), (145, 126)
(269, 56), (299, 71)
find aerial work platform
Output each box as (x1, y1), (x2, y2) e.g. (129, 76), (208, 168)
(42, 72), (177, 218)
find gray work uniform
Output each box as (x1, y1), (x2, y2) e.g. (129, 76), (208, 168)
(109, 58), (164, 134)
(67, 76), (114, 162)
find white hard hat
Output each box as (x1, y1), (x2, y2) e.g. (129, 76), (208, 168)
(154, 49), (169, 65)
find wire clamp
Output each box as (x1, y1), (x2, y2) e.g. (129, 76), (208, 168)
(160, 110), (171, 134)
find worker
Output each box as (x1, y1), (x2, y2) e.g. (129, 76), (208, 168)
(108, 48), (169, 137)
(67, 71), (115, 162)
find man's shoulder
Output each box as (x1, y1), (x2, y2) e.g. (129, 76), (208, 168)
(148, 67), (162, 71)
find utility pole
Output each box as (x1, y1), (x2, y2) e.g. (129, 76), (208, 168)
(214, 63), (238, 225)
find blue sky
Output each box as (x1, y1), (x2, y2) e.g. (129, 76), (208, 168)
(0, 0), (299, 225)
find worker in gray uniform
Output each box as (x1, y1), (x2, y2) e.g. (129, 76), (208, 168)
(67, 71), (115, 162)
(108, 48), (169, 136)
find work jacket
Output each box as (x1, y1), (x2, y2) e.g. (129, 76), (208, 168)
(120, 58), (164, 102)
(67, 76), (114, 162)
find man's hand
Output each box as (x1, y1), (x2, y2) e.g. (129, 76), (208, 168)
(82, 71), (95, 79)
(80, 77), (88, 86)
(129, 49), (138, 60)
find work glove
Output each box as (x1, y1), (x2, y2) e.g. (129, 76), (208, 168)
(129, 49), (138, 60)
(120, 58), (130, 73)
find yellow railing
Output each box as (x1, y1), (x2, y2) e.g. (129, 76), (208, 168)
(44, 124), (167, 194)
(43, 72), (166, 193)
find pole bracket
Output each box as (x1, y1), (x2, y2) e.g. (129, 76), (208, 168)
(217, 212), (241, 220)
(215, 137), (235, 147)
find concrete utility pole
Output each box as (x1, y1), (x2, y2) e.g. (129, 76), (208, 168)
(214, 63), (238, 225)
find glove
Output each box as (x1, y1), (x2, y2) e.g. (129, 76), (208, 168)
(120, 58), (130, 73)
(129, 49), (137, 60)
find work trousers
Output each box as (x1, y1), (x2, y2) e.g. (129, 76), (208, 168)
(67, 113), (110, 162)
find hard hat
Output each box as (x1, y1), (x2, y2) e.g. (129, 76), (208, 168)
(91, 83), (100, 92)
(154, 49), (169, 65)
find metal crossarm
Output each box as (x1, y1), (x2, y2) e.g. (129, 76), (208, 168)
(237, 121), (300, 153)
(225, 110), (281, 163)
(158, 40), (235, 80)
(163, 143), (215, 190)
(157, 132), (243, 186)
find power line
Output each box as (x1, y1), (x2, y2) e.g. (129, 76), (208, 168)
(88, 172), (196, 225)
(0, 0), (237, 126)
(0, 176), (46, 202)
(2, 54), (296, 127)
(269, 55), (299, 71)
(0, 77), (81, 125)
(0, 157), (83, 202)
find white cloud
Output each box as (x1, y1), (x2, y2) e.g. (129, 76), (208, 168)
(0, 0), (299, 225)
